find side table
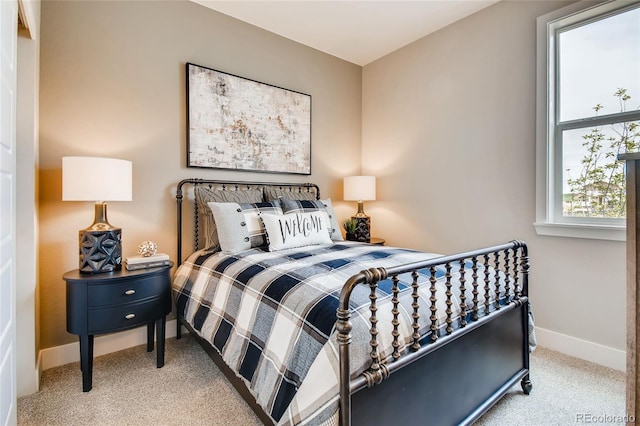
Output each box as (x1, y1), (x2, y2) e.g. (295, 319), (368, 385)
(64, 263), (172, 391)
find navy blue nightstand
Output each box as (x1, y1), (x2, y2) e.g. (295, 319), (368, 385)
(64, 264), (172, 391)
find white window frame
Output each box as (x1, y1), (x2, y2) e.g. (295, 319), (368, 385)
(535, 0), (640, 241)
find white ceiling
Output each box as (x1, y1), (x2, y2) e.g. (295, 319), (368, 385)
(192, 1), (500, 66)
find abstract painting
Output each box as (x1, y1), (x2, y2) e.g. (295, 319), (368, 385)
(186, 63), (311, 175)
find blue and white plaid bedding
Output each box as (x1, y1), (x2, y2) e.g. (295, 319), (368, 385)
(172, 242), (508, 425)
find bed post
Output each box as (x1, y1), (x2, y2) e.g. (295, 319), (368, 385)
(336, 307), (351, 426)
(337, 273), (366, 426)
(337, 267), (389, 426)
(176, 181), (185, 268)
(175, 181), (184, 339)
(175, 179), (192, 340)
(517, 240), (532, 394)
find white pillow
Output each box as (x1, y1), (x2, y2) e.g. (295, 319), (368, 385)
(278, 198), (343, 241)
(261, 212), (333, 251)
(207, 201), (282, 253)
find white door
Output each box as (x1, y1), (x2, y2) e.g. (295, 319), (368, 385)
(0, 0), (18, 424)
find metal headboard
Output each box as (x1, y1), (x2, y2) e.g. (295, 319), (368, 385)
(175, 178), (321, 265)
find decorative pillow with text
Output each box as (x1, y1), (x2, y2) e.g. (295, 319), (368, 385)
(261, 212), (333, 251)
(279, 198), (343, 241)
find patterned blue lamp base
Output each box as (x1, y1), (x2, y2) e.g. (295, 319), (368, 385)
(78, 202), (123, 273)
(79, 228), (122, 273)
(352, 216), (370, 243)
(352, 201), (371, 244)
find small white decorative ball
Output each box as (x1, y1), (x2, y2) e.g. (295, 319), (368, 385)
(138, 241), (158, 257)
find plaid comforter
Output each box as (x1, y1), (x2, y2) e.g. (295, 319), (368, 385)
(172, 242), (506, 425)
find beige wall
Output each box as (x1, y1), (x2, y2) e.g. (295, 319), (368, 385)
(39, 0), (362, 349)
(362, 0), (625, 352)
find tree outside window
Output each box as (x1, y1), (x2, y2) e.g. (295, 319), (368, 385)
(563, 89), (640, 218)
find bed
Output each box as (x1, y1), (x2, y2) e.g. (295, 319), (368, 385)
(172, 178), (534, 426)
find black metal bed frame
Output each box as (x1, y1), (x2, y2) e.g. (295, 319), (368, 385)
(173, 178), (532, 426)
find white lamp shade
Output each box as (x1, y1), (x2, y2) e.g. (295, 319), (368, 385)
(62, 156), (133, 201)
(344, 176), (376, 201)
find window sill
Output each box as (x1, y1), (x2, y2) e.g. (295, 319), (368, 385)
(534, 222), (625, 242)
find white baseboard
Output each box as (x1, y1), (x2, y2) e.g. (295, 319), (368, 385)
(16, 363), (40, 397)
(535, 326), (625, 372)
(40, 319), (186, 371)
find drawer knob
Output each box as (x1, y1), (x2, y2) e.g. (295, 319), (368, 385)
(125, 289), (136, 295)
(125, 313), (136, 320)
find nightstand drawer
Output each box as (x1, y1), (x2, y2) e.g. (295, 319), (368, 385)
(88, 275), (167, 307)
(88, 297), (166, 333)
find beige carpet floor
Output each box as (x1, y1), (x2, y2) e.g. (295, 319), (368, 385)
(18, 335), (625, 425)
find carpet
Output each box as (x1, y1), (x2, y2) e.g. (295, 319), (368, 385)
(18, 335), (625, 425)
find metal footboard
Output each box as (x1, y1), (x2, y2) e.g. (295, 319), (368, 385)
(336, 240), (530, 426)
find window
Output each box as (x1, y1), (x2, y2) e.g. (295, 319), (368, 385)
(535, 0), (640, 241)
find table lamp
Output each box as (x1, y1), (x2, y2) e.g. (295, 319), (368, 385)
(62, 156), (132, 273)
(344, 175), (376, 243)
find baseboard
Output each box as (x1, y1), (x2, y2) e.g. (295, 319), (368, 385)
(535, 326), (625, 372)
(40, 319), (187, 371)
(16, 362), (40, 397)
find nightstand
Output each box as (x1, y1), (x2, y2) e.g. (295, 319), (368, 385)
(369, 237), (385, 246)
(64, 264), (173, 392)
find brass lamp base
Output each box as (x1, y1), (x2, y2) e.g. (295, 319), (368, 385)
(78, 202), (123, 274)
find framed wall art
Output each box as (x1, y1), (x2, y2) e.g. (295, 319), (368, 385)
(186, 62), (312, 175)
